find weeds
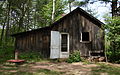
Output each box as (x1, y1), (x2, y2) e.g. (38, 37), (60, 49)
(91, 63), (120, 75)
(19, 51), (43, 62)
(36, 69), (63, 75)
(66, 50), (81, 63)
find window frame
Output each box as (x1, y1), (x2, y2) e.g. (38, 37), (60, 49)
(80, 32), (91, 43)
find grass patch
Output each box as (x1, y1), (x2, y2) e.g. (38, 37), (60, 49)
(0, 72), (4, 75)
(0, 71), (33, 75)
(0, 63), (64, 75)
(0, 68), (63, 75)
(3, 64), (17, 67)
(37, 69), (63, 75)
(0, 67), (18, 70)
(82, 60), (92, 65)
(0, 66), (33, 75)
(91, 63), (120, 75)
(14, 71), (33, 75)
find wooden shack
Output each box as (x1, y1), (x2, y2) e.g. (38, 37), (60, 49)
(12, 7), (105, 59)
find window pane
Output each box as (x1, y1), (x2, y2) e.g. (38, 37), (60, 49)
(61, 34), (68, 52)
(82, 32), (89, 41)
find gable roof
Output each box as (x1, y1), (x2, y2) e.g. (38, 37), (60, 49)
(51, 7), (104, 27)
(11, 7), (104, 37)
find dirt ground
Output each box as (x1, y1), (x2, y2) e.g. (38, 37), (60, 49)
(30, 62), (98, 75)
(1, 61), (120, 75)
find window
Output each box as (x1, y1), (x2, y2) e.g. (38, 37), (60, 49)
(61, 34), (68, 52)
(81, 32), (89, 41)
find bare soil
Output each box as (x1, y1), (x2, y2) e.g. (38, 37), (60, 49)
(26, 62), (98, 75)
(1, 61), (120, 75)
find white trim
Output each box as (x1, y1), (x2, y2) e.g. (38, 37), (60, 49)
(80, 32), (91, 43)
(80, 32), (82, 42)
(60, 33), (69, 58)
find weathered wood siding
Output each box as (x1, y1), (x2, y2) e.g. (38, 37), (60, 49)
(52, 10), (104, 56)
(15, 29), (51, 58)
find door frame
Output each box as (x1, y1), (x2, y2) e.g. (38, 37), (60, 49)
(60, 33), (69, 58)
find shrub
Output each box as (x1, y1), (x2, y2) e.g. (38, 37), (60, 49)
(107, 49), (120, 63)
(19, 51), (43, 62)
(66, 50), (81, 63)
(0, 46), (14, 63)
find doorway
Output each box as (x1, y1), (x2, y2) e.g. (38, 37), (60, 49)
(60, 33), (69, 58)
(50, 31), (69, 59)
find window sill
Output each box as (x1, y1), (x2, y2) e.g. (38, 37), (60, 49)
(80, 41), (91, 43)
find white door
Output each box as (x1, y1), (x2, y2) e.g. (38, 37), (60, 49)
(50, 31), (60, 59)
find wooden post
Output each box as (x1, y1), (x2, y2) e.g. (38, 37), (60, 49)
(15, 50), (19, 60)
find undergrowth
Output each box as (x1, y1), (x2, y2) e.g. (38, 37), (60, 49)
(0, 46), (14, 63)
(92, 63), (120, 75)
(19, 51), (43, 62)
(66, 50), (82, 63)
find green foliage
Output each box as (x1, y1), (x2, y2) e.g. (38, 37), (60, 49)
(0, 46), (14, 63)
(105, 17), (120, 41)
(37, 0), (66, 26)
(0, 0), (68, 62)
(0, 0), (67, 46)
(107, 49), (120, 63)
(92, 63), (120, 75)
(67, 50), (81, 63)
(105, 17), (120, 63)
(19, 51), (43, 62)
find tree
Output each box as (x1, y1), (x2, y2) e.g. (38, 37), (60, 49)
(36, 0), (66, 26)
(105, 16), (120, 62)
(68, 0), (75, 12)
(0, 2), (6, 45)
(33, 0), (49, 27)
(72, 0), (119, 17)
(67, 0), (98, 17)
(0, 0), (67, 46)
(0, 0), (33, 45)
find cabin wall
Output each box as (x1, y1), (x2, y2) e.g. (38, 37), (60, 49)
(15, 30), (50, 58)
(52, 11), (104, 56)
(14, 9), (104, 58)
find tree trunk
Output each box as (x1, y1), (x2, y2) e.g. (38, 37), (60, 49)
(69, 1), (71, 12)
(27, 6), (30, 30)
(5, 3), (10, 43)
(52, 0), (55, 23)
(0, 23), (5, 45)
(34, 9), (37, 28)
(112, 0), (118, 17)
(18, 4), (25, 32)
